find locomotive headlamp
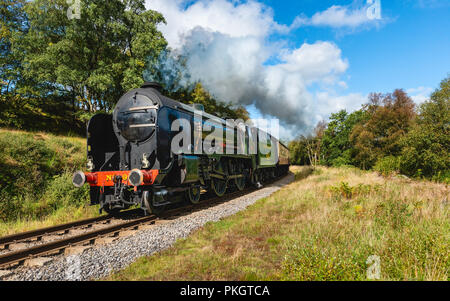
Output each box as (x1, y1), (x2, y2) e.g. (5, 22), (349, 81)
(72, 171), (97, 187)
(129, 169), (154, 187)
(72, 171), (86, 187)
(129, 169), (144, 187)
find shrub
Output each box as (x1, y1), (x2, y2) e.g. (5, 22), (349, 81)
(331, 152), (352, 167)
(294, 167), (314, 181)
(43, 171), (90, 211)
(330, 182), (354, 199)
(374, 156), (401, 176)
(330, 182), (382, 200)
(0, 130), (88, 222)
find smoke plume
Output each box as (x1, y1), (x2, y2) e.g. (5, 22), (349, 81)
(145, 0), (369, 139)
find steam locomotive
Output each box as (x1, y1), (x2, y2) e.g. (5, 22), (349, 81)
(72, 82), (290, 214)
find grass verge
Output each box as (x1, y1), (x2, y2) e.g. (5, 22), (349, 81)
(108, 166), (449, 281)
(0, 128), (100, 236)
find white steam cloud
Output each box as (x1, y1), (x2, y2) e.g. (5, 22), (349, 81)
(145, 0), (369, 139)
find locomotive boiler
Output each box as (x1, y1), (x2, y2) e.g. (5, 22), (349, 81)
(72, 82), (290, 215)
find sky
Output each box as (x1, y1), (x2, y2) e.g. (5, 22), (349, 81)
(144, 0), (450, 141)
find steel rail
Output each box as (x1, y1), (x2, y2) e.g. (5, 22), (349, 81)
(0, 186), (256, 268)
(0, 173), (289, 269)
(0, 215), (157, 268)
(0, 215), (113, 248)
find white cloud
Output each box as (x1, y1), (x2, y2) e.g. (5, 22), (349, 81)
(407, 86), (433, 104)
(315, 91), (367, 119)
(293, 5), (373, 28)
(145, 0), (370, 139)
(147, 0), (288, 48)
(279, 42), (349, 83)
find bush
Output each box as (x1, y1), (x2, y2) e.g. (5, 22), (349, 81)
(43, 172), (90, 211)
(374, 156), (401, 177)
(0, 171), (90, 222)
(331, 150), (352, 167)
(399, 127), (449, 180)
(0, 130), (88, 222)
(330, 182), (382, 200)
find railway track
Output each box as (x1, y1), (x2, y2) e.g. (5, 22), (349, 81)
(0, 179), (274, 271)
(0, 215), (114, 250)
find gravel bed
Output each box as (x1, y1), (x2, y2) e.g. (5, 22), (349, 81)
(2, 173), (293, 281)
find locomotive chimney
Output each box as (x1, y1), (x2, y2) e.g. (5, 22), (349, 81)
(141, 82), (163, 91)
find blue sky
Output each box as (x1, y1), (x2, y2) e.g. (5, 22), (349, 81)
(146, 0), (450, 139)
(262, 0), (450, 94)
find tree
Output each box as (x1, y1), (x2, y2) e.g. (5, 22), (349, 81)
(350, 90), (416, 169)
(19, 0), (167, 112)
(289, 138), (310, 166)
(0, 0), (27, 95)
(321, 109), (367, 166)
(399, 76), (450, 179)
(305, 121), (327, 168)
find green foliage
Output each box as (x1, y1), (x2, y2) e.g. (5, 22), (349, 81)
(17, 0), (167, 112)
(0, 171), (89, 222)
(295, 77), (448, 182)
(281, 241), (367, 281)
(0, 130), (86, 222)
(1, 1), (249, 135)
(288, 138), (310, 165)
(374, 156), (401, 176)
(330, 182), (354, 199)
(398, 76), (450, 181)
(321, 109), (367, 167)
(0, 0), (27, 94)
(42, 172), (90, 212)
(350, 90), (416, 169)
(330, 182), (382, 200)
(0, 94), (85, 134)
(330, 151), (352, 167)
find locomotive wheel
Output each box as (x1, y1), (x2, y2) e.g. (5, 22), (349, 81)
(234, 175), (245, 191)
(230, 160), (245, 191)
(211, 178), (227, 197)
(143, 190), (166, 216)
(186, 185), (201, 204)
(251, 171), (259, 184)
(270, 169), (276, 179)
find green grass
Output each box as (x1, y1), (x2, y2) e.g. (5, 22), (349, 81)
(0, 129), (100, 236)
(108, 166), (449, 281)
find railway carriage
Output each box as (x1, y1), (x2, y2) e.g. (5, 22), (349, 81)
(73, 82), (290, 214)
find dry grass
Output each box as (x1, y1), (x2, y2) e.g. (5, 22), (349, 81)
(108, 166), (449, 281)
